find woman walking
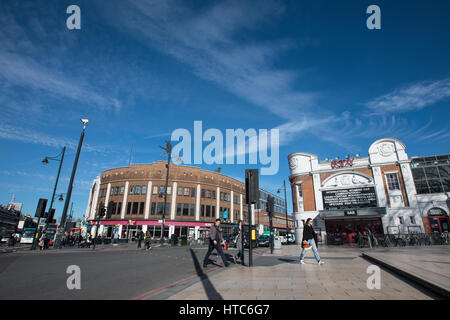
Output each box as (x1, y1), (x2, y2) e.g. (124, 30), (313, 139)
(299, 218), (324, 265)
(233, 220), (245, 266)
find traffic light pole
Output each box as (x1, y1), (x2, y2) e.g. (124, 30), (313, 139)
(248, 202), (253, 267)
(45, 146), (66, 233)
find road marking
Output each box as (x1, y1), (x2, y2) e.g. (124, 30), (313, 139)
(130, 266), (220, 300)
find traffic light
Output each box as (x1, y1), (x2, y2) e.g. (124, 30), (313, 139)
(267, 195), (274, 217)
(47, 208), (55, 222)
(98, 204), (106, 218)
(106, 202), (114, 218)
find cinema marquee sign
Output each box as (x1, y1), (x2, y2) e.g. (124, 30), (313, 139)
(331, 158), (354, 169)
(322, 187), (377, 210)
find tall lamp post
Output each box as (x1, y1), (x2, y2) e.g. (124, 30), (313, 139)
(42, 147), (66, 230)
(277, 180), (289, 244)
(159, 141), (172, 245)
(54, 119), (88, 249)
(31, 147), (66, 250)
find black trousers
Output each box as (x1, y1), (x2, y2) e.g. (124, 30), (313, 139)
(203, 241), (228, 265)
(137, 240), (142, 248)
(235, 248), (245, 264)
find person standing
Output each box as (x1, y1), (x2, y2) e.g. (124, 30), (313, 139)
(38, 232), (46, 251)
(137, 229), (144, 249)
(144, 230), (152, 250)
(233, 220), (245, 266)
(299, 218), (324, 265)
(203, 219), (229, 268)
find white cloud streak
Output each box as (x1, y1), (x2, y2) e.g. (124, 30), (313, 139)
(366, 78), (450, 114)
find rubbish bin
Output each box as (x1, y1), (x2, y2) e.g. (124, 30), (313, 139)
(274, 237), (282, 249)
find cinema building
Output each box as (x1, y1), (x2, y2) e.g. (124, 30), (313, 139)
(84, 161), (289, 241)
(288, 138), (449, 244)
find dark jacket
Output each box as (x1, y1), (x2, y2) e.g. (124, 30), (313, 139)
(209, 225), (222, 242)
(302, 225), (317, 242)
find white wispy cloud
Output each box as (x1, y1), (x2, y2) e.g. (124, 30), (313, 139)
(365, 78), (450, 114)
(102, 0), (322, 139)
(0, 124), (104, 153)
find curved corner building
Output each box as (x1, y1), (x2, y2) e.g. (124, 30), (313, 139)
(84, 161), (250, 240)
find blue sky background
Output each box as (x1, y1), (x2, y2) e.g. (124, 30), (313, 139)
(0, 0), (449, 220)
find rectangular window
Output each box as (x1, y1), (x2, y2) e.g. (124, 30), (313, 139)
(142, 186), (147, 195)
(298, 184), (303, 198)
(184, 188), (190, 196)
(132, 202), (139, 214)
(129, 186), (134, 195)
(110, 188), (114, 196)
(117, 202), (122, 215)
(201, 205), (205, 217)
(167, 187), (171, 195)
(177, 203), (182, 216)
(191, 188), (195, 197)
(157, 203), (164, 215)
(201, 189), (205, 198)
(190, 204), (195, 216)
(153, 186), (158, 195)
(126, 202), (131, 215)
(183, 204), (189, 216)
(135, 186), (141, 194)
(220, 192), (223, 201)
(120, 187), (124, 195)
(139, 202), (144, 215)
(151, 202), (156, 215)
(178, 187), (183, 196)
(399, 217), (404, 225)
(410, 216), (416, 224)
(206, 205), (211, 217)
(386, 173), (401, 191)
(212, 191), (216, 199)
(212, 206), (215, 217)
(159, 186), (165, 195)
(206, 190), (211, 198)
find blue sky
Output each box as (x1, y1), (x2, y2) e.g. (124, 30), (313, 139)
(1, 0), (449, 219)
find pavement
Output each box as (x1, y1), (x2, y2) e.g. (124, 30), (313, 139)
(166, 245), (441, 300)
(362, 246), (450, 299)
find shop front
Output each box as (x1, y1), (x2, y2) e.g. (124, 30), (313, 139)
(320, 207), (386, 244)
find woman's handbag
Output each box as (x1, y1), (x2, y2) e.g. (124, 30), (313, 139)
(302, 240), (312, 250)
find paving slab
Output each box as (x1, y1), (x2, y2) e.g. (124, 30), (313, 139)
(362, 246), (450, 299)
(165, 245), (438, 300)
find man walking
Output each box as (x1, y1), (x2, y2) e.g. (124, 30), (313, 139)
(299, 218), (324, 265)
(203, 219), (229, 268)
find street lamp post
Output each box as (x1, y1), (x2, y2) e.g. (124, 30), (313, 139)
(54, 119), (88, 249)
(31, 147), (66, 250)
(278, 180), (289, 244)
(43, 147), (66, 230)
(159, 141), (172, 245)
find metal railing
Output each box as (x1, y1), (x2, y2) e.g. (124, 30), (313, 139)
(326, 232), (449, 247)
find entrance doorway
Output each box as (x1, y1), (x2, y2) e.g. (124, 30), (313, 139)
(428, 216), (449, 233)
(325, 218), (384, 244)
